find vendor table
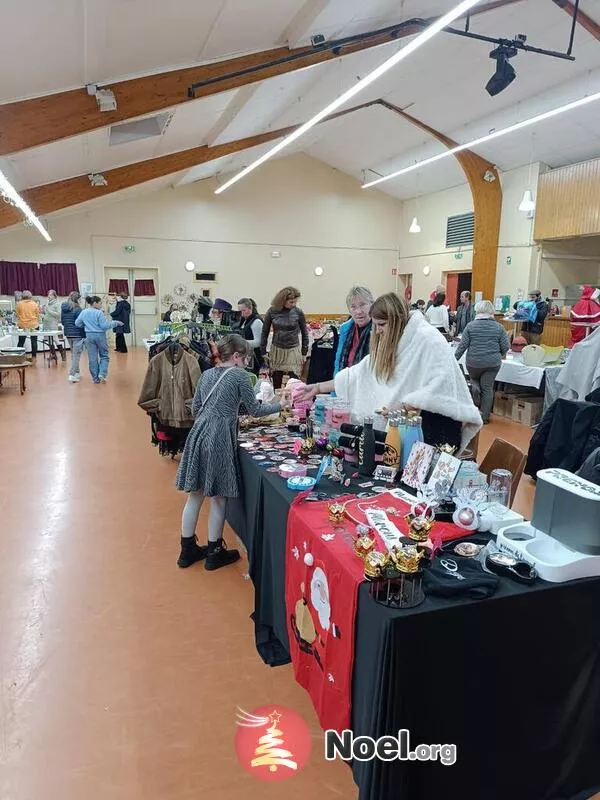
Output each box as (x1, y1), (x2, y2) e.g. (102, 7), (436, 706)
(454, 344), (560, 390)
(227, 447), (600, 800)
(0, 363), (29, 394)
(11, 329), (67, 366)
(0, 334), (13, 350)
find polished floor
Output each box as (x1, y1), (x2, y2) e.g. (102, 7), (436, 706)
(0, 348), (536, 800)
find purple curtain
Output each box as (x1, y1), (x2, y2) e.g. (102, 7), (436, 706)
(36, 263), (79, 295)
(108, 279), (129, 295)
(0, 261), (39, 294)
(134, 279), (155, 297)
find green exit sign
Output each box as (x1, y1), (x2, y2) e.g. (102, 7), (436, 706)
(123, 244), (136, 254)
(454, 252), (463, 260)
(506, 256), (512, 265)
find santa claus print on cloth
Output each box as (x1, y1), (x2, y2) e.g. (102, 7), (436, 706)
(290, 566), (341, 672)
(285, 500), (364, 734)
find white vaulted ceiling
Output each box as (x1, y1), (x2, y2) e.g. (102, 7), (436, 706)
(2, 0), (600, 212)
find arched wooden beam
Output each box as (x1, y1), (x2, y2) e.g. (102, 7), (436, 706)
(377, 99), (502, 302)
(0, 102), (379, 231)
(0, 0), (525, 158)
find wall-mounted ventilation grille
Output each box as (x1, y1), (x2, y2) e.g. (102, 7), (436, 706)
(446, 212), (474, 248)
(194, 272), (217, 282)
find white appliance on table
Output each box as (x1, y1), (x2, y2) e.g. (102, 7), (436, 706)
(496, 469), (600, 582)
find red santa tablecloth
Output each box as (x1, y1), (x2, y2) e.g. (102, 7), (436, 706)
(285, 491), (467, 734)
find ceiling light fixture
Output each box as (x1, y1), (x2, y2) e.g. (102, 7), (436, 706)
(518, 190), (536, 212)
(87, 84), (117, 112)
(314, 266), (324, 276)
(485, 44), (518, 97)
(0, 170), (52, 242)
(214, 0), (483, 196)
(363, 88), (600, 189)
(88, 173), (108, 187)
(409, 217), (421, 234)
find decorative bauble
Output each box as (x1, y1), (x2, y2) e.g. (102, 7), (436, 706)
(304, 553), (314, 566)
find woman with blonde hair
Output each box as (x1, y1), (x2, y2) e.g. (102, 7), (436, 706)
(300, 292), (481, 451)
(260, 286), (309, 389)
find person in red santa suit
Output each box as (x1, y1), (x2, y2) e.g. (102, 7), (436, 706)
(569, 286), (600, 348)
(291, 563), (341, 670)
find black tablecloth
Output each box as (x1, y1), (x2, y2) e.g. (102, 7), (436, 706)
(227, 450), (600, 800)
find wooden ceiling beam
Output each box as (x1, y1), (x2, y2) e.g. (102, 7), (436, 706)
(0, 0), (525, 158)
(553, 0), (600, 42)
(378, 100), (502, 301)
(0, 101), (378, 231)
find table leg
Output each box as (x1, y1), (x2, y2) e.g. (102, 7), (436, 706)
(20, 367), (26, 394)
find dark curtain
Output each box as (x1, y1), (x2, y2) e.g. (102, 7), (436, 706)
(0, 261), (39, 294)
(134, 279), (155, 296)
(108, 279), (129, 295)
(36, 263), (78, 295)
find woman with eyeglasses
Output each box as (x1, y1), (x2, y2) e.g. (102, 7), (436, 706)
(334, 286), (374, 375)
(299, 293), (481, 452)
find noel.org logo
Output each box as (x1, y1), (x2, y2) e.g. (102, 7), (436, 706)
(235, 706), (312, 781)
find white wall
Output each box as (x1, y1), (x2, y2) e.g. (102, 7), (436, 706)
(397, 164), (541, 304)
(0, 154), (402, 314)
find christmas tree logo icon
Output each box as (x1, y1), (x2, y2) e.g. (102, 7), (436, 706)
(235, 705), (312, 781)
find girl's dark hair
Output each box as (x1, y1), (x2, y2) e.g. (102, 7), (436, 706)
(119, 292), (129, 300)
(271, 286), (301, 311)
(238, 297), (258, 315)
(217, 334), (251, 362)
(432, 292), (446, 307)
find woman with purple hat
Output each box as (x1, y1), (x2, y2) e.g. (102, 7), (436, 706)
(210, 298), (232, 326)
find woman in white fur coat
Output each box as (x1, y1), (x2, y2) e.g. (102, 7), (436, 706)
(300, 293), (482, 452)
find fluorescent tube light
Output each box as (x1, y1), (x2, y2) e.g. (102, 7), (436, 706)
(0, 170), (52, 241)
(214, 0), (483, 195)
(363, 89), (600, 189)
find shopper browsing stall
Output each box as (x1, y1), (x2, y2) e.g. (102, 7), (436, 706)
(61, 291), (85, 383)
(425, 292), (450, 335)
(175, 334), (285, 571)
(43, 290), (62, 331)
(261, 286), (309, 389)
(334, 286), (373, 375)
(454, 300), (510, 424)
(74, 295), (123, 383)
(16, 290), (41, 359)
(455, 291), (475, 335)
(300, 293), (481, 451)
(234, 298), (263, 374)
(111, 292), (131, 353)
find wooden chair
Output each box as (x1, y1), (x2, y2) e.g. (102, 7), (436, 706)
(479, 438), (527, 508)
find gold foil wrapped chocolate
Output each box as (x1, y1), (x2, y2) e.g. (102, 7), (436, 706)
(328, 502), (346, 525)
(354, 534), (377, 559)
(364, 550), (389, 580)
(405, 513), (435, 543)
(390, 544), (425, 574)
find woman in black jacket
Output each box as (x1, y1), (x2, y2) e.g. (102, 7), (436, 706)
(235, 298), (263, 374)
(111, 292), (131, 352)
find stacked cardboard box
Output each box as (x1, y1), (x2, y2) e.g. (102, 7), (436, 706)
(493, 391), (543, 427)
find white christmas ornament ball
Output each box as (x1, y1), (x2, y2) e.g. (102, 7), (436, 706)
(304, 553), (314, 567)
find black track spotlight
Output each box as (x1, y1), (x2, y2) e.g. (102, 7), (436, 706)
(486, 44), (517, 97)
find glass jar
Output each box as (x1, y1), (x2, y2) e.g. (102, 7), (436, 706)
(330, 400), (351, 429)
(488, 468), (512, 507)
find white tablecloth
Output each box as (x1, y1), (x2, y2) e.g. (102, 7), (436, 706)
(0, 334), (13, 350)
(454, 345), (556, 390)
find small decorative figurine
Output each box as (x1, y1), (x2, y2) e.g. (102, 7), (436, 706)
(364, 550), (389, 580)
(389, 544), (425, 574)
(328, 502), (346, 525)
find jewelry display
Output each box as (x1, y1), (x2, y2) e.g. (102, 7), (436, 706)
(453, 542), (483, 558)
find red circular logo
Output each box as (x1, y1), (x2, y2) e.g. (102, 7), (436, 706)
(235, 706), (312, 781)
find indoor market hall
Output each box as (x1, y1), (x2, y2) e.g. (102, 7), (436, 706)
(1, 1), (600, 799)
